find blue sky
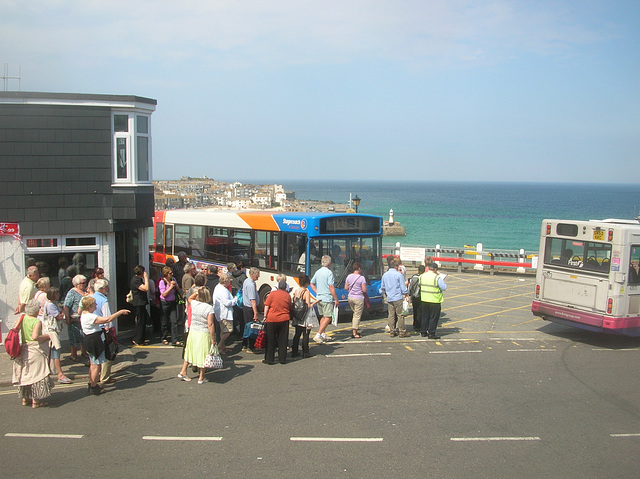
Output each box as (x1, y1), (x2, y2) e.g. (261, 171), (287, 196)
(2, 0), (638, 183)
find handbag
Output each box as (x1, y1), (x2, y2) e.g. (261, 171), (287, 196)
(204, 344), (223, 369)
(4, 314), (25, 359)
(125, 290), (134, 303)
(175, 290), (185, 306)
(104, 328), (118, 361)
(254, 328), (267, 349)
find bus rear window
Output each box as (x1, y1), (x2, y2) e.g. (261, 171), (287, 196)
(544, 237), (611, 273)
(556, 223), (579, 236)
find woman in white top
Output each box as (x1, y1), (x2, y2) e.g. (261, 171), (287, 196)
(79, 296), (129, 395)
(212, 273), (237, 354)
(178, 287), (216, 384)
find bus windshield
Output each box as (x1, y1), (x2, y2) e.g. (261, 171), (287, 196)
(308, 236), (382, 285)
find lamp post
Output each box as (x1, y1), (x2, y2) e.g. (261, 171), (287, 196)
(352, 194), (361, 213)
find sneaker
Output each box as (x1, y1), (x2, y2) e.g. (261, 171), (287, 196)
(313, 333), (325, 344)
(398, 332), (411, 338)
(389, 331), (398, 337)
(321, 333), (334, 342)
(384, 325), (391, 332)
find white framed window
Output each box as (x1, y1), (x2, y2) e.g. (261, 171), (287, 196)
(24, 235), (100, 253)
(112, 112), (152, 185)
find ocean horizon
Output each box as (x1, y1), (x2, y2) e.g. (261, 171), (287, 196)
(263, 180), (640, 253)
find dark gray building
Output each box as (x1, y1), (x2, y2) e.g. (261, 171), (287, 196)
(0, 92), (157, 335)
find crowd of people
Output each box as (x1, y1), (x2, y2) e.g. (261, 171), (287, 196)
(10, 251), (447, 404)
(11, 263), (130, 406)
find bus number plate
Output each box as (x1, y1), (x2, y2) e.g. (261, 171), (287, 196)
(593, 230), (605, 241)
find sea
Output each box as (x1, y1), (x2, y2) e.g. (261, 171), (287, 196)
(279, 181), (640, 253)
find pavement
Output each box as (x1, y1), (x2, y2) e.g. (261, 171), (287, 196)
(0, 270), (581, 388)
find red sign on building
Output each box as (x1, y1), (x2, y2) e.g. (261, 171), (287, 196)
(0, 222), (19, 236)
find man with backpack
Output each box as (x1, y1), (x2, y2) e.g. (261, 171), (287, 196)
(408, 265), (425, 331)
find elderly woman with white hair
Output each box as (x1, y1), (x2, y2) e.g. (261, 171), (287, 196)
(212, 273), (237, 354)
(12, 299), (54, 408)
(63, 274), (89, 362)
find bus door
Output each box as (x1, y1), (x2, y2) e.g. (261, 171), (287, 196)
(541, 237), (611, 317)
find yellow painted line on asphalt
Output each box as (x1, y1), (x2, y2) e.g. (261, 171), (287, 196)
(447, 283), (531, 301)
(512, 341), (521, 347)
(509, 318), (540, 327)
(405, 345), (414, 351)
(444, 304), (531, 326)
(445, 292), (532, 311)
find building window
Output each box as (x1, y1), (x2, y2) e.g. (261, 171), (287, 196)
(137, 115), (150, 182)
(113, 112), (152, 185)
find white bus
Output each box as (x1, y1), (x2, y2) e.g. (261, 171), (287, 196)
(532, 218), (640, 336)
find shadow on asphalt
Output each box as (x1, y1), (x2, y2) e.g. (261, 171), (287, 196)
(538, 323), (640, 348)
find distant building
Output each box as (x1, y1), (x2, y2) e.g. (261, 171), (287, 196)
(0, 92), (157, 336)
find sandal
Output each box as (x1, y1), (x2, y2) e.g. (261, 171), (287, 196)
(162, 339), (170, 345)
(22, 398), (32, 406)
(32, 401), (49, 408)
(69, 356), (82, 362)
(351, 331), (362, 338)
(177, 373), (191, 382)
(58, 377), (72, 384)
(174, 341), (184, 347)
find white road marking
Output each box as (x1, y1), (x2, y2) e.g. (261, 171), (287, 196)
(610, 433), (640, 437)
(592, 349), (639, 352)
(429, 350), (483, 354)
(5, 433), (83, 439)
(291, 437), (383, 442)
(142, 436), (222, 441)
(326, 353), (392, 358)
(450, 436), (541, 442)
(507, 349), (556, 352)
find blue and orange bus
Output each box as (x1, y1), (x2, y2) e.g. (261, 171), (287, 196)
(151, 209), (384, 311)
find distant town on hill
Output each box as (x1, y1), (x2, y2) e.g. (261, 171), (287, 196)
(154, 177), (349, 213)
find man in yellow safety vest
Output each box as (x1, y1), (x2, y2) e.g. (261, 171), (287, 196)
(419, 262), (447, 339)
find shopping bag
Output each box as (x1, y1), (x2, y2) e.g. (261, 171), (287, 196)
(402, 297), (411, 316)
(304, 307), (320, 329)
(331, 305), (339, 327)
(204, 344), (223, 369)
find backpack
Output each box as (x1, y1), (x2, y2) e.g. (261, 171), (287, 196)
(409, 275), (421, 299)
(292, 293), (309, 322)
(4, 314), (25, 360)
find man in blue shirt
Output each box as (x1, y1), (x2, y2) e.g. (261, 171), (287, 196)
(380, 259), (410, 337)
(242, 267), (260, 351)
(310, 255), (339, 344)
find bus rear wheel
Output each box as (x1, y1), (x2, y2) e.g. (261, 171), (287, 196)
(258, 285), (271, 313)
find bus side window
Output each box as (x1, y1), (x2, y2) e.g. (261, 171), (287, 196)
(156, 223), (164, 253)
(165, 225), (173, 254)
